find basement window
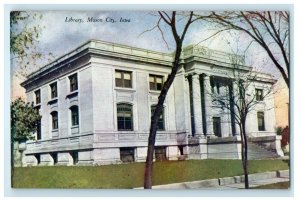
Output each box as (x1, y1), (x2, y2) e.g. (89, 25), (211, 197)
(120, 148), (135, 163)
(71, 151), (79, 165)
(51, 153), (58, 165)
(35, 154), (41, 164)
(155, 147), (167, 161)
(178, 146), (184, 156)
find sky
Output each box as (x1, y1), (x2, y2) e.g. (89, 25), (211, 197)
(10, 11), (283, 100)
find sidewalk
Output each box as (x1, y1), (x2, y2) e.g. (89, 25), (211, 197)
(205, 177), (289, 189)
(136, 170), (289, 189)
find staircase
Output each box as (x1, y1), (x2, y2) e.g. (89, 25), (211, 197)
(247, 142), (279, 159)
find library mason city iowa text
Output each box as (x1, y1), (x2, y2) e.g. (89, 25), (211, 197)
(19, 39), (284, 166)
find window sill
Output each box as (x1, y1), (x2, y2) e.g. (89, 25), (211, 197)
(71, 125), (79, 134)
(149, 90), (161, 94)
(34, 103), (41, 109)
(66, 90), (78, 99)
(114, 87), (136, 92)
(117, 130), (134, 133)
(52, 129), (59, 138)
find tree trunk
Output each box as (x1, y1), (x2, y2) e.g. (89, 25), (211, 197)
(11, 142), (14, 187)
(144, 11), (194, 189)
(144, 41), (183, 189)
(241, 120), (249, 189)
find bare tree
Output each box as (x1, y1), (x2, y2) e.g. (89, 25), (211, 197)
(11, 11), (55, 78)
(143, 11), (197, 189)
(210, 65), (273, 188)
(143, 10), (284, 189)
(200, 11), (289, 88)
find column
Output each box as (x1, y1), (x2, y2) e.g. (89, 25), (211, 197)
(187, 75), (195, 136)
(204, 75), (214, 136)
(192, 74), (204, 136)
(221, 84), (232, 137)
(228, 82), (236, 136)
(232, 82), (241, 136)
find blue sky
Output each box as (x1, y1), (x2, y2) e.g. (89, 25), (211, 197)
(10, 11), (280, 99)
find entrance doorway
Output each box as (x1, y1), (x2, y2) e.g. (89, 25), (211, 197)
(213, 117), (222, 137)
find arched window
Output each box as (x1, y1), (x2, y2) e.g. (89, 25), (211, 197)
(70, 106), (79, 126)
(51, 111), (58, 130)
(151, 105), (165, 130)
(117, 103), (133, 131)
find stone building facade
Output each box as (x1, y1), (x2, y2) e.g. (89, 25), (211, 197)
(20, 40), (283, 166)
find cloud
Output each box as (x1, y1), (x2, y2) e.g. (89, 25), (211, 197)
(11, 11), (284, 98)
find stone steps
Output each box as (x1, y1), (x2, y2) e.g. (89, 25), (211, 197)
(247, 142), (279, 159)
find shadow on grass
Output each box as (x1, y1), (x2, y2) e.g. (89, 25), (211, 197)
(252, 181), (290, 189)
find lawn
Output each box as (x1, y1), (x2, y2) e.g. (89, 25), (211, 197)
(12, 159), (289, 189)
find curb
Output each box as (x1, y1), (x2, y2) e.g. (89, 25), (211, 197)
(135, 169), (290, 189)
(233, 171), (277, 183)
(277, 169), (289, 178)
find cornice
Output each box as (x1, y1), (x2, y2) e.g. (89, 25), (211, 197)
(21, 39), (275, 90)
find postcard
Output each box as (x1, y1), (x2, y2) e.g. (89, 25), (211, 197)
(9, 10), (290, 190)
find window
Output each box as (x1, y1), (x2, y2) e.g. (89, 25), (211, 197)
(120, 148), (135, 163)
(178, 146), (184, 156)
(51, 153), (58, 164)
(216, 82), (220, 94)
(71, 151), (79, 165)
(50, 82), (58, 99)
(151, 105), (165, 130)
(70, 106), (79, 126)
(149, 74), (164, 91)
(210, 77), (220, 94)
(117, 103), (133, 130)
(115, 70), (132, 88)
(213, 117), (222, 137)
(155, 147), (167, 161)
(51, 111), (58, 130)
(257, 112), (265, 131)
(35, 154), (41, 164)
(35, 89), (41, 104)
(37, 120), (41, 140)
(255, 89), (263, 101)
(238, 80), (245, 99)
(210, 77), (215, 93)
(69, 74), (78, 92)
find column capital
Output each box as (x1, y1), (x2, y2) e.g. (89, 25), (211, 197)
(185, 72), (197, 78)
(192, 73), (200, 80)
(203, 73), (211, 80)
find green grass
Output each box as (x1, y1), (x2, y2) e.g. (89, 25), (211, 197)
(12, 159), (289, 189)
(253, 181), (290, 189)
